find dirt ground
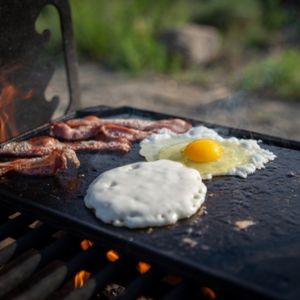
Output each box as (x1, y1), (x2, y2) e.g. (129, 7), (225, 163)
(49, 63), (300, 141)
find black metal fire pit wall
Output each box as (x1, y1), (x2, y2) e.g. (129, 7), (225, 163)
(0, 0), (80, 142)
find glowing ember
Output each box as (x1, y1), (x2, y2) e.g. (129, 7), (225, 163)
(137, 261), (151, 274)
(74, 270), (91, 288)
(80, 239), (94, 251)
(162, 275), (182, 286)
(106, 250), (119, 262)
(200, 287), (216, 299)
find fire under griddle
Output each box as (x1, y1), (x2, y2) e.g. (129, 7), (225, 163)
(0, 105), (300, 300)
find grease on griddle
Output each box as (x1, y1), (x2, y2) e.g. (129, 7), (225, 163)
(234, 219), (256, 230)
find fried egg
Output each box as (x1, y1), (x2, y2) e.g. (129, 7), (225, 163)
(139, 126), (276, 179)
(84, 160), (207, 228)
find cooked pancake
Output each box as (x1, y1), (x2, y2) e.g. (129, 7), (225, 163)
(84, 160), (207, 228)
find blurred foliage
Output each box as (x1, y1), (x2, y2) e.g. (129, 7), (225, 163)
(37, 0), (191, 72)
(36, 0), (300, 98)
(192, 0), (288, 48)
(71, 0), (192, 72)
(237, 50), (300, 99)
(37, 0), (296, 68)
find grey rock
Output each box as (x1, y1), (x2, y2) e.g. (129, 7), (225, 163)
(160, 24), (221, 66)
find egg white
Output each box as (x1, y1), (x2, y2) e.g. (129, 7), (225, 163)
(139, 126), (276, 179)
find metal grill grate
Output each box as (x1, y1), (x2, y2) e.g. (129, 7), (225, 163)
(0, 207), (218, 300)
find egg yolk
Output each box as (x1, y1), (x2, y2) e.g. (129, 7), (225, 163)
(183, 139), (222, 162)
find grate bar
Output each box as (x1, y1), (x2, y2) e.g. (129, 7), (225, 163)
(0, 235), (78, 298)
(11, 260), (68, 300)
(0, 249), (42, 298)
(9, 244), (101, 300)
(0, 224), (54, 266)
(66, 244), (101, 277)
(161, 282), (190, 300)
(63, 259), (131, 300)
(38, 234), (80, 267)
(116, 268), (163, 300)
(0, 207), (14, 223)
(0, 214), (35, 240)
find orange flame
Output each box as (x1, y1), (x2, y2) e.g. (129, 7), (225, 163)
(137, 261), (151, 274)
(106, 250), (119, 262)
(80, 243), (151, 275)
(74, 270), (91, 288)
(0, 65), (33, 142)
(80, 239), (94, 251)
(24, 89), (33, 100)
(105, 249), (151, 274)
(0, 84), (18, 142)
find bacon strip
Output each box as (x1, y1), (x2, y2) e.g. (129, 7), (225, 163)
(0, 136), (61, 157)
(50, 116), (192, 141)
(97, 124), (150, 142)
(65, 140), (131, 153)
(49, 123), (99, 141)
(66, 115), (102, 127)
(65, 115), (191, 132)
(0, 149), (80, 176)
(0, 136), (131, 157)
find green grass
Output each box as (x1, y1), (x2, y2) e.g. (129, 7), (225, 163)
(191, 0), (287, 48)
(71, 0), (192, 72)
(36, 0), (191, 72)
(237, 50), (300, 99)
(36, 0), (300, 85)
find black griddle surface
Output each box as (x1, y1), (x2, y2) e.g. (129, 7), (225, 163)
(1, 106), (300, 299)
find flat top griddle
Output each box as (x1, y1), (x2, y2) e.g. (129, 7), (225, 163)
(1, 106), (300, 300)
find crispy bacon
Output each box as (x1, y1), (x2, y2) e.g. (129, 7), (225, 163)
(66, 115), (101, 127)
(49, 123), (99, 141)
(0, 136), (131, 157)
(50, 116), (192, 141)
(97, 124), (150, 142)
(65, 139), (131, 153)
(64, 115), (191, 132)
(0, 136), (61, 157)
(0, 149), (80, 176)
